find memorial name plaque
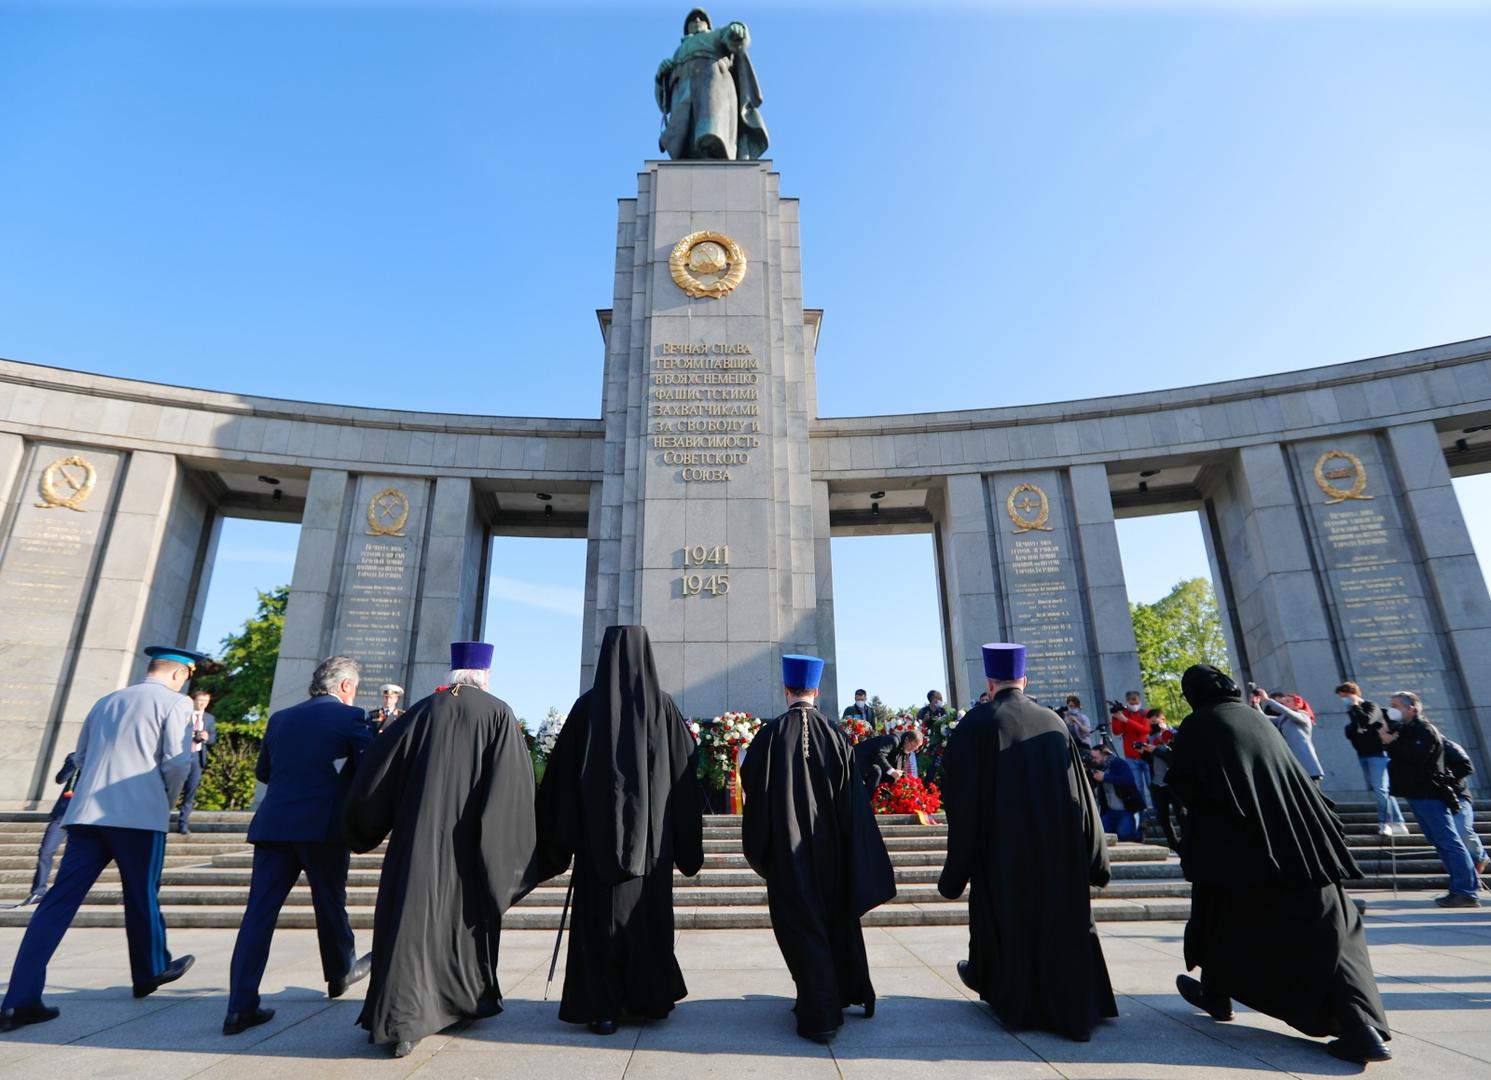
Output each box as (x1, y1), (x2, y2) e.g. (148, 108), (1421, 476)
(1295, 437), (1456, 714)
(989, 473), (1096, 704)
(329, 477), (429, 711)
(0, 443), (124, 793)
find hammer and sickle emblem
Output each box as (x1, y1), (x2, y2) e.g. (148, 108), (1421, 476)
(1006, 482), (1054, 533)
(36, 455), (97, 512)
(367, 487), (410, 537)
(1312, 450), (1373, 505)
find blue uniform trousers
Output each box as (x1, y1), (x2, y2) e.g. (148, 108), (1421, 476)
(177, 757), (204, 830)
(27, 794), (71, 896)
(3, 825), (170, 1009)
(226, 842), (355, 1013)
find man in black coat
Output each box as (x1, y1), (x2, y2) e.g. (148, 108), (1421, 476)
(854, 729), (925, 793)
(222, 656), (373, 1035)
(1167, 664), (1390, 1064)
(938, 642), (1115, 1042)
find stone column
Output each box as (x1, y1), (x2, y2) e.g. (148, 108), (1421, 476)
(0, 440), (126, 802)
(812, 480), (838, 718)
(934, 472), (1004, 707)
(1069, 464), (1143, 704)
(592, 161), (828, 719)
(46, 451), (209, 799)
(409, 476), (487, 696)
(1385, 422), (1491, 772)
(271, 468), (351, 713)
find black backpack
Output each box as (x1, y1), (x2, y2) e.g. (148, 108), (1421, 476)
(1443, 738), (1475, 782)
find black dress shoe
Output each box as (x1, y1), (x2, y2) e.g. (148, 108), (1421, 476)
(956, 960), (978, 992)
(133, 954), (195, 998)
(20, 892), (46, 907)
(589, 1019), (617, 1035)
(0, 1003), (59, 1032)
(392, 1039), (419, 1058)
(328, 953), (372, 999)
(1176, 975), (1233, 1021)
(862, 998), (875, 1019)
(802, 1029), (836, 1044)
(1327, 1024), (1392, 1063)
(222, 1007), (275, 1035)
(177, 826), (191, 837)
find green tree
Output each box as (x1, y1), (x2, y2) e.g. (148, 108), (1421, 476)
(1130, 577), (1230, 723)
(190, 585), (289, 810)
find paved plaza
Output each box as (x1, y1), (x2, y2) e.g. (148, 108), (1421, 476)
(0, 891), (1483, 1079)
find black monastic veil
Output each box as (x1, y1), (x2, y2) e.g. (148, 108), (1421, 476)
(534, 625), (704, 1023)
(1167, 664), (1389, 1041)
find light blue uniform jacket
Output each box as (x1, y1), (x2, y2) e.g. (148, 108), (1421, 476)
(62, 676), (195, 833)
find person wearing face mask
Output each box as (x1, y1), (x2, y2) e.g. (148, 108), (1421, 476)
(1336, 682), (1409, 837)
(1378, 691), (1480, 908)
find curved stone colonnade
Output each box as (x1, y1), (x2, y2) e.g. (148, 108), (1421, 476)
(2, 330), (1490, 804)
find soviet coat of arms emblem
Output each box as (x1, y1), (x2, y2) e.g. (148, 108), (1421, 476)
(669, 230), (747, 298)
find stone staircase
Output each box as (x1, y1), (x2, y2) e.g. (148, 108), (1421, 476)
(0, 800), (1483, 931)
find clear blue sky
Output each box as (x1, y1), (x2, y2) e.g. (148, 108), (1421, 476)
(5, 2), (1489, 722)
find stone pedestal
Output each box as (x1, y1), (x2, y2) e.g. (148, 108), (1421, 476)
(585, 161), (830, 718)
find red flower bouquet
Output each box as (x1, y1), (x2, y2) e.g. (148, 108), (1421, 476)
(873, 774), (942, 816)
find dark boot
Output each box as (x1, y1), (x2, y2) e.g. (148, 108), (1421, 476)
(328, 953), (371, 999)
(0, 1004), (59, 1032)
(589, 1019), (617, 1035)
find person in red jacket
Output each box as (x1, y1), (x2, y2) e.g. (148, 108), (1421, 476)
(1109, 691), (1154, 816)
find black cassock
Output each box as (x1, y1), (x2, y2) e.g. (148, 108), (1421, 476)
(741, 704), (896, 1037)
(937, 688), (1116, 1041)
(534, 625), (704, 1023)
(343, 685), (537, 1046)
(1167, 665), (1389, 1041)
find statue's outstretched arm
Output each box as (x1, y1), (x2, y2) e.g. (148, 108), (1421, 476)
(724, 22), (749, 51)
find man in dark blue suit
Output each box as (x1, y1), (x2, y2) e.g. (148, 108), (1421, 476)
(222, 656), (374, 1036)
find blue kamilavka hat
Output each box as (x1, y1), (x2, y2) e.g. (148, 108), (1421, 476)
(781, 654), (825, 690)
(982, 642), (1027, 680)
(450, 641), (495, 670)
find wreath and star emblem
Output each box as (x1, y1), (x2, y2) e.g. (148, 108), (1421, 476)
(669, 230), (747, 298)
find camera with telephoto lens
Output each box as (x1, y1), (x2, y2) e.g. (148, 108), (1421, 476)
(1106, 699), (1125, 715)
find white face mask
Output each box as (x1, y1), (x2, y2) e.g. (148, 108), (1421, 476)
(1385, 707), (1405, 722)
(1339, 697), (1353, 705)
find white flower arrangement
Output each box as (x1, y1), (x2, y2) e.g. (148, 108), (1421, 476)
(533, 708), (566, 757)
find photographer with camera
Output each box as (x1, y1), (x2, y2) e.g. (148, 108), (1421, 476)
(1337, 682), (1409, 837)
(1378, 691), (1480, 908)
(1088, 745), (1144, 842)
(1109, 693), (1156, 817)
(1141, 708), (1182, 851)
(1250, 684), (1323, 783)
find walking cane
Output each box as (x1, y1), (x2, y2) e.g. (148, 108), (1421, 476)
(544, 875), (575, 1001)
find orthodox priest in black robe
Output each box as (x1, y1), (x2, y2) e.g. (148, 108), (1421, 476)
(1166, 665), (1391, 1064)
(343, 641), (537, 1058)
(534, 625), (704, 1034)
(938, 642), (1116, 1042)
(741, 654), (896, 1044)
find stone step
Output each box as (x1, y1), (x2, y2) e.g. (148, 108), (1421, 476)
(3, 876), (1202, 910)
(9, 855), (1190, 890)
(0, 897), (1201, 930)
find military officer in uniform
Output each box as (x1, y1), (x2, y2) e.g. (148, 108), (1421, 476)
(0, 645), (202, 1032)
(365, 683), (403, 735)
